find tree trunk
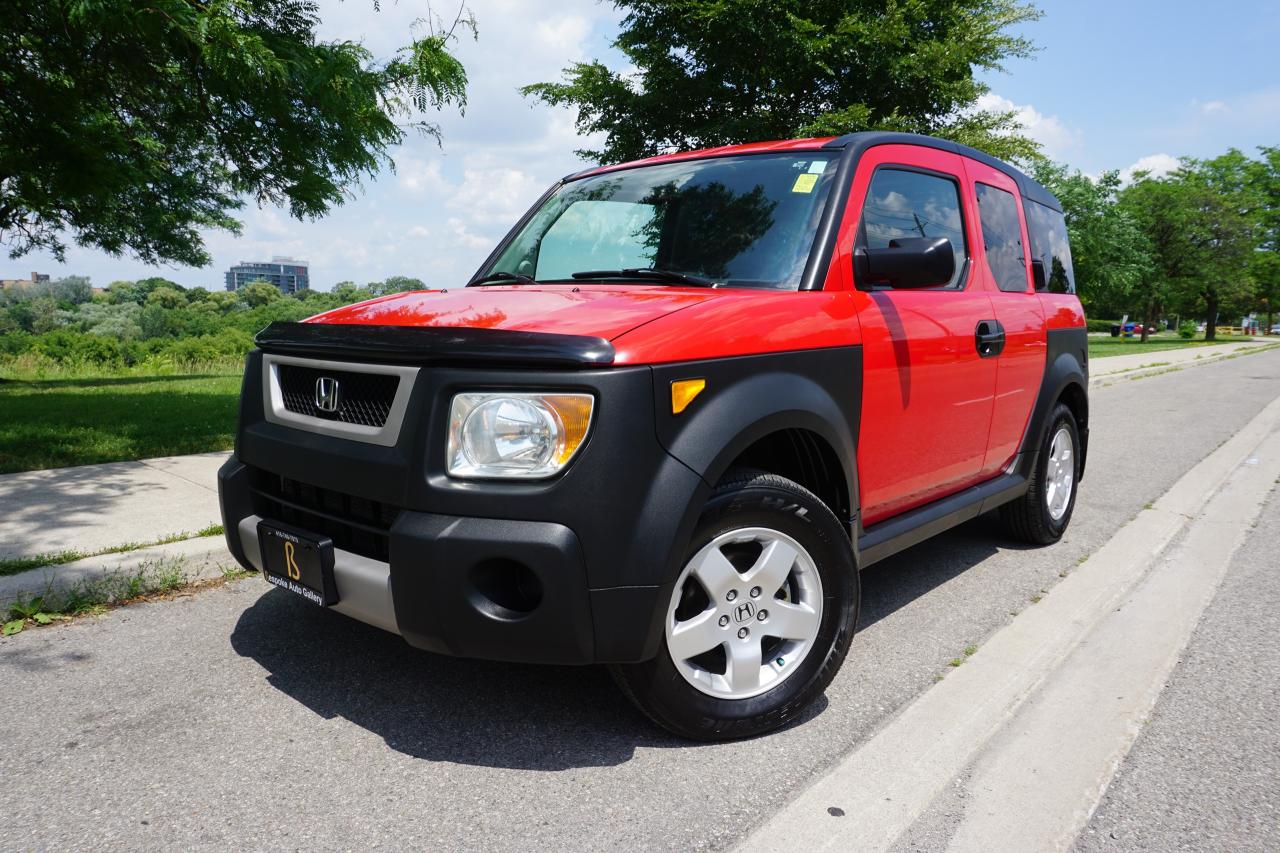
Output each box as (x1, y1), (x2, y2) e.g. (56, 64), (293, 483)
(1141, 301), (1153, 343)
(1205, 295), (1219, 341)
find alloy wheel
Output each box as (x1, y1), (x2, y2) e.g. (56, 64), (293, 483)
(665, 527), (824, 700)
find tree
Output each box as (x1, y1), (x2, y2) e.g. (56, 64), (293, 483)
(146, 286), (188, 310)
(206, 291), (240, 313)
(1033, 163), (1153, 319)
(333, 281), (374, 303)
(523, 0), (1042, 165)
(369, 276), (427, 296)
(1248, 146), (1280, 331)
(49, 275), (93, 304)
(1, 1), (474, 265)
(239, 281), (282, 308)
(1123, 154), (1260, 341)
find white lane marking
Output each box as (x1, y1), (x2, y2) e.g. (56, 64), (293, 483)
(739, 393), (1280, 853)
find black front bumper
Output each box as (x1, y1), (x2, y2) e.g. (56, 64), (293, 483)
(219, 350), (709, 665)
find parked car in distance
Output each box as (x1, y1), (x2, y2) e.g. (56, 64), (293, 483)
(219, 132), (1089, 740)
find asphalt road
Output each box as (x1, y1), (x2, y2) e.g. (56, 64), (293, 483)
(1075, 479), (1280, 852)
(3, 349), (1280, 851)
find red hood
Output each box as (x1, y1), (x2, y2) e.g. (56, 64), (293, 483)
(305, 285), (722, 340)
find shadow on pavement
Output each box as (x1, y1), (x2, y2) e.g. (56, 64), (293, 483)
(226, 518), (1016, 769)
(0, 462), (167, 557)
(230, 588), (720, 770)
(858, 512), (1034, 631)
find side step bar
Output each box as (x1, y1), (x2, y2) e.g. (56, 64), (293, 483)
(857, 469), (1030, 568)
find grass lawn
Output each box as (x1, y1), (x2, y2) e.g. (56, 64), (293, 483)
(1087, 335), (1243, 359)
(0, 372), (241, 474)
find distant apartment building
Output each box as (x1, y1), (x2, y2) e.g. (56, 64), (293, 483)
(224, 257), (310, 294)
(0, 272), (51, 290)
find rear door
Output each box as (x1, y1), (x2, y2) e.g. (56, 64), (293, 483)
(847, 145), (998, 525)
(961, 158), (1047, 476)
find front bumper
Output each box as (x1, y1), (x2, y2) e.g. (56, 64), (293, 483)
(218, 350), (710, 664)
(221, 456), (634, 664)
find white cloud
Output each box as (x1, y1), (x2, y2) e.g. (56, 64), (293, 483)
(396, 155), (448, 196)
(406, 225), (430, 238)
(974, 93), (1083, 160)
(447, 166), (543, 225)
(447, 217), (493, 251)
(1119, 153), (1180, 185)
(1197, 99), (1228, 115)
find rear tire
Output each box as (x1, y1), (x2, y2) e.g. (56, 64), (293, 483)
(612, 470), (859, 741)
(1001, 402), (1080, 545)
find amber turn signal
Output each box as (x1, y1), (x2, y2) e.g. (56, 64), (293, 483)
(670, 378), (707, 414)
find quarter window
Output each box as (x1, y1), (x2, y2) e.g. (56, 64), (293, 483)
(1025, 200), (1076, 294)
(975, 183), (1029, 293)
(861, 168), (967, 288)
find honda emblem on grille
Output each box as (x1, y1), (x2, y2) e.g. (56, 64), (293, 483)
(314, 376), (341, 413)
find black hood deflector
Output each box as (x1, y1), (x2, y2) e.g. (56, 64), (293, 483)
(254, 322), (615, 368)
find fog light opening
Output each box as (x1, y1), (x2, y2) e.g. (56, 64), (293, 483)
(468, 559), (544, 620)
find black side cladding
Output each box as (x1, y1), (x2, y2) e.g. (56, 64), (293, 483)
(254, 321), (615, 369)
(1015, 326), (1089, 482)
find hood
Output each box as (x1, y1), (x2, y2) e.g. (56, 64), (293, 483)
(305, 285), (723, 341)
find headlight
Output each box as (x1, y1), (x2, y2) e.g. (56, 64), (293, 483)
(447, 392), (595, 479)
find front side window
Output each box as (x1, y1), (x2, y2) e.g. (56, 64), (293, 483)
(483, 154), (840, 289)
(1025, 200), (1076, 294)
(975, 183), (1029, 293)
(860, 168), (967, 288)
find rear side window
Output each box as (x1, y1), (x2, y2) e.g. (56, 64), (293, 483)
(975, 183), (1028, 293)
(861, 168), (967, 288)
(1025, 200), (1076, 294)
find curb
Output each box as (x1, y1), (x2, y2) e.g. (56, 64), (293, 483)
(0, 536), (238, 609)
(739, 393), (1280, 853)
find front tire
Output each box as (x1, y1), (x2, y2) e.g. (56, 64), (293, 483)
(1000, 402), (1080, 545)
(612, 470), (859, 740)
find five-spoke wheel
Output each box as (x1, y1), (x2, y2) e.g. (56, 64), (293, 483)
(1001, 402), (1081, 544)
(612, 470), (859, 741)
(666, 528), (824, 699)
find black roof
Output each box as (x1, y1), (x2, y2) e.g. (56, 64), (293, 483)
(823, 131), (1062, 212)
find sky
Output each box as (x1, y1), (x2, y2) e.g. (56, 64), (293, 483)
(6, 0), (1279, 291)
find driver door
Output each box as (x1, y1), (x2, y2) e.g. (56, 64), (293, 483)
(847, 146), (999, 525)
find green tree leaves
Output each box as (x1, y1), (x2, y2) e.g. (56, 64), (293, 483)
(522, 0), (1041, 165)
(0, 1), (473, 266)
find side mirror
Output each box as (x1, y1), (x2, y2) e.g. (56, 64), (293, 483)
(1030, 258), (1046, 291)
(856, 237), (955, 290)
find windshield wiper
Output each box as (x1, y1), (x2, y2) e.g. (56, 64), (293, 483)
(570, 268), (718, 288)
(470, 271), (537, 286)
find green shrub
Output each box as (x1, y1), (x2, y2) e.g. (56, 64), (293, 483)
(1178, 320), (1197, 339)
(1086, 319), (1118, 334)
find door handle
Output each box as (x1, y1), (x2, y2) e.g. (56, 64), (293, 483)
(975, 320), (1006, 358)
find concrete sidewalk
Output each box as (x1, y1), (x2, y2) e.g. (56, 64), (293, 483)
(0, 451), (228, 561)
(1091, 337), (1277, 383)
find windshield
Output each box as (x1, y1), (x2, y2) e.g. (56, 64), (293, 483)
(481, 153), (840, 290)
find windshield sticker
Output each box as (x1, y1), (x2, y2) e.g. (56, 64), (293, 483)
(792, 173), (819, 193)
(807, 160), (828, 173)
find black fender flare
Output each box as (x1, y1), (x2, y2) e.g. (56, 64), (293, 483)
(1014, 327), (1089, 481)
(620, 348), (862, 662)
(651, 347), (862, 574)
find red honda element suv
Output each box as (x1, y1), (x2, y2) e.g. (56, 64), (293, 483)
(219, 132), (1088, 740)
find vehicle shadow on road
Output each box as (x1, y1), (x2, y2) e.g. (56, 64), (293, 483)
(230, 589), (821, 769)
(857, 512), (1036, 631)
(224, 519), (1017, 770)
